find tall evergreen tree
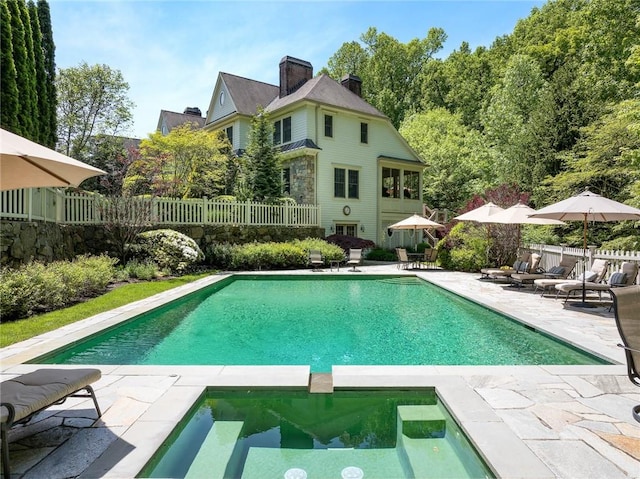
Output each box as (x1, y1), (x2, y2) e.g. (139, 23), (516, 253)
(37, 0), (56, 147)
(5, 0), (31, 137)
(19, 0), (38, 140)
(0, 0), (20, 133)
(245, 107), (282, 202)
(28, 0), (45, 143)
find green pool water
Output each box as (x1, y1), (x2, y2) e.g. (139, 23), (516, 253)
(37, 275), (605, 371)
(139, 389), (494, 479)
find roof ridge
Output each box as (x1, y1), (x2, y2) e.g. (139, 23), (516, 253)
(221, 71), (277, 89)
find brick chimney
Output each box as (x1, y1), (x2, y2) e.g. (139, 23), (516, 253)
(341, 74), (362, 97)
(183, 107), (202, 116)
(279, 56), (313, 97)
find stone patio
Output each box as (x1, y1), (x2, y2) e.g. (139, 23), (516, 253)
(1, 263), (638, 478)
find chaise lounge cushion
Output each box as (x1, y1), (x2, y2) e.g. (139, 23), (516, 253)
(1, 368), (101, 425)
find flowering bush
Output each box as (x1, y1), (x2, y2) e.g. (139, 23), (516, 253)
(135, 229), (204, 274)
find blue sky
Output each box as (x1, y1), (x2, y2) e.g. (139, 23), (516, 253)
(49, 0), (545, 138)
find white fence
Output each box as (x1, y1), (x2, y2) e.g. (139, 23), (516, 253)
(526, 243), (640, 285)
(0, 188), (321, 227)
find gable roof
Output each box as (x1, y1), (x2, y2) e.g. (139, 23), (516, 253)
(220, 72), (279, 116)
(157, 110), (205, 132)
(266, 74), (386, 119)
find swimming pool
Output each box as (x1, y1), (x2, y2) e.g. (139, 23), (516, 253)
(139, 388), (494, 479)
(36, 275), (606, 371)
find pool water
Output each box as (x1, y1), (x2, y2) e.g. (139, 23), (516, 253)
(139, 389), (494, 479)
(38, 275), (605, 371)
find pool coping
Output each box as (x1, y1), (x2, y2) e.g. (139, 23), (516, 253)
(1, 266), (636, 478)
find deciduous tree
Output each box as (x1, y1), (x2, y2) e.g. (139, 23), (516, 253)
(56, 62), (134, 160)
(126, 124), (229, 199)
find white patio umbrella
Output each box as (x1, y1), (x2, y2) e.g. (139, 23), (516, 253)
(489, 202), (565, 247)
(388, 214), (444, 249)
(0, 128), (105, 191)
(453, 201), (504, 223)
(529, 188), (640, 307)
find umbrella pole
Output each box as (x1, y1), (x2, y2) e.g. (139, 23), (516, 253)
(569, 215), (596, 308)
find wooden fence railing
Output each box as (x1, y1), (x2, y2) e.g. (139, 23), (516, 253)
(526, 243), (640, 285)
(1, 188), (321, 227)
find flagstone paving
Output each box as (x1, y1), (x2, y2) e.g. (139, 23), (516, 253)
(1, 263), (638, 478)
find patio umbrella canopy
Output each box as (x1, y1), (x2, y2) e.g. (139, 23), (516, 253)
(0, 128), (105, 191)
(529, 188), (640, 307)
(388, 214), (444, 249)
(489, 202), (565, 247)
(453, 202), (504, 223)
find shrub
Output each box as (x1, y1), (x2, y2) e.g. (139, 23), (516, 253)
(205, 238), (345, 270)
(437, 222), (487, 272)
(0, 255), (118, 321)
(325, 234), (375, 253)
(600, 235), (640, 252)
(366, 248), (396, 261)
(122, 259), (160, 280)
(135, 229), (205, 274)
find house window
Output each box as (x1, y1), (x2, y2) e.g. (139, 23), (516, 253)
(360, 122), (368, 144)
(225, 126), (233, 144)
(325, 114), (333, 137)
(334, 168), (345, 198)
(273, 120), (282, 145)
(282, 167), (291, 195)
(348, 170), (359, 199)
(283, 117), (292, 143)
(404, 170), (420, 199)
(382, 167), (400, 198)
(273, 116), (291, 145)
(335, 168), (359, 199)
(335, 224), (357, 237)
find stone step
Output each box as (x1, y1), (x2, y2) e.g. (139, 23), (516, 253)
(185, 421), (244, 479)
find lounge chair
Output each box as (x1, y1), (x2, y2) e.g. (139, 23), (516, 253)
(532, 257), (600, 296)
(1, 368), (102, 477)
(610, 285), (640, 423)
(555, 261), (638, 303)
(480, 252), (531, 280)
(308, 250), (324, 271)
(395, 248), (412, 270)
(346, 248), (362, 272)
(542, 259), (609, 300)
(511, 256), (577, 290)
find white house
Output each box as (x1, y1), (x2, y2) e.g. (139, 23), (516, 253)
(204, 56), (425, 248)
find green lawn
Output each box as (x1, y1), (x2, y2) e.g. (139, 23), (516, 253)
(0, 272), (213, 348)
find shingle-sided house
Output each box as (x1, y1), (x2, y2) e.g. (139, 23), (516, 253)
(204, 56), (425, 248)
(157, 107), (205, 135)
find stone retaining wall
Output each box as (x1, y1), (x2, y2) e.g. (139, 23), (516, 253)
(0, 221), (324, 267)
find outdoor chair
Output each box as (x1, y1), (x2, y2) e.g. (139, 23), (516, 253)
(509, 254), (581, 289)
(480, 252), (531, 280)
(347, 248), (362, 272)
(308, 250), (324, 271)
(395, 248), (412, 270)
(1, 368), (102, 477)
(545, 259), (609, 300)
(555, 261), (637, 303)
(423, 248), (438, 269)
(610, 285), (640, 423)
(533, 259), (609, 296)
